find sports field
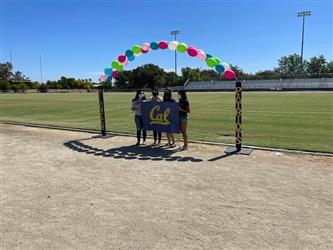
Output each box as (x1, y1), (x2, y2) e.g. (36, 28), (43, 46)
(1, 91), (333, 153)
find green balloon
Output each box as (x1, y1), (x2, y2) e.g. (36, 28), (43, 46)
(132, 45), (141, 54)
(214, 57), (221, 64)
(116, 64), (124, 71)
(177, 43), (187, 53)
(112, 60), (119, 68)
(206, 57), (217, 68)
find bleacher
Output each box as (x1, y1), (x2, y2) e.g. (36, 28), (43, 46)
(174, 78), (333, 91)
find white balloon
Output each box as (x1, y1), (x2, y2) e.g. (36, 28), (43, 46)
(134, 52), (142, 57)
(222, 63), (230, 70)
(168, 40), (179, 51)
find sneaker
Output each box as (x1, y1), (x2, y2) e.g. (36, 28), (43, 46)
(181, 145), (188, 150)
(135, 142), (140, 146)
(142, 141), (146, 145)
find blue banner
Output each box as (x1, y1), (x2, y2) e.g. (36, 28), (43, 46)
(142, 101), (180, 133)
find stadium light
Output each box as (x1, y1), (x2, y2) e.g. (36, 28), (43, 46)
(170, 30), (180, 83)
(297, 11), (311, 73)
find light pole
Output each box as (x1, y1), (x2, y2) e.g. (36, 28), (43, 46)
(10, 50), (12, 65)
(297, 11), (311, 74)
(170, 30), (180, 84)
(39, 54), (43, 84)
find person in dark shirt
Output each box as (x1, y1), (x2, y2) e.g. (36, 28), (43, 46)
(163, 89), (176, 147)
(178, 90), (190, 150)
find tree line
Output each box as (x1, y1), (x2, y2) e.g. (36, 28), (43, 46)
(1, 54), (332, 92)
(109, 54), (332, 89)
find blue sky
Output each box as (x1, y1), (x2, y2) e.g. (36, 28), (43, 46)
(1, 0), (332, 82)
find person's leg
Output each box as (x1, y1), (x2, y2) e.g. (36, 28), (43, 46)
(180, 122), (188, 147)
(139, 116), (146, 144)
(134, 115), (141, 145)
(166, 133), (171, 144)
(158, 132), (162, 144)
(143, 130), (147, 144)
(136, 130), (141, 145)
(153, 131), (157, 144)
(170, 133), (175, 146)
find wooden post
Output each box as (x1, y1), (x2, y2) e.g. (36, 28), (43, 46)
(235, 81), (242, 152)
(98, 86), (106, 136)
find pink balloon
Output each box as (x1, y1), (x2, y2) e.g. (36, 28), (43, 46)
(159, 41), (168, 49)
(187, 46), (197, 57)
(196, 49), (206, 60)
(100, 74), (106, 81)
(111, 71), (118, 78)
(141, 43), (150, 53)
(121, 59), (128, 66)
(224, 69), (235, 80)
(118, 55), (126, 63)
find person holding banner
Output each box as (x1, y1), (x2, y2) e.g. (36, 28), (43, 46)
(163, 89), (176, 147)
(178, 90), (190, 150)
(131, 90), (147, 145)
(149, 88), (163, 145)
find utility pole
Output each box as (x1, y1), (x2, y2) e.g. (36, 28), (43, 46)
(9, 50), (12, 65)
(170, 30), (180, 84)
(297, 11), (311, 74)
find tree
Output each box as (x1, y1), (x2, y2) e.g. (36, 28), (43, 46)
(276, 54), (304, 78)
(0, 79), (11, 91)
(12, 70), (30, 81)
(181, 67), (200, 82)
(132, 64), (167, 89)
(199, 69), (220, 81)
(0, 62), (13, 80)
(165, 72), (182, 86)
(306, 55), (327, 77)
(115, 70), (133, 89)
(17, 82), (27, 92)
(38, 83), (48, 93)
(326, 61), (333, 74)
(253, 70), (281, 80)
(229, 64), (247, 80)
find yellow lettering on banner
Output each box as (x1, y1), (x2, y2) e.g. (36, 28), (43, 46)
(149, 105), (171, 125)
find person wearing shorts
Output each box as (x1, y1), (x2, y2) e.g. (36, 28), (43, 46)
(178, 90), (190, 150)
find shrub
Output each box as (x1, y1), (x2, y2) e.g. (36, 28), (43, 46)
(17, 83), (27, 93)
(38, 83), (48, 93)
(0, 79), (11, 92)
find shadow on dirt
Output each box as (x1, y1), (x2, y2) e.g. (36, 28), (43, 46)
(64, 138), (204, 162)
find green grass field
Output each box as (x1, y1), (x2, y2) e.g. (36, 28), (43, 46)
(1, 92), (333, 153)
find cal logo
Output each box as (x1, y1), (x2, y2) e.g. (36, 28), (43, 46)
(149, 105), (171, 125)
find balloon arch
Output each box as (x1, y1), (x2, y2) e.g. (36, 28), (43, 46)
(100, 40), (236, 82)
(97, 41), (244, 154)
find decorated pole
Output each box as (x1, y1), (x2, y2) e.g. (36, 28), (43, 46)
(98, 85), (106, 136)
(235, 81), (242, 152)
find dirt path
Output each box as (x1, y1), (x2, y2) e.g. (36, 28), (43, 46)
(1, 124), (332, 249)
